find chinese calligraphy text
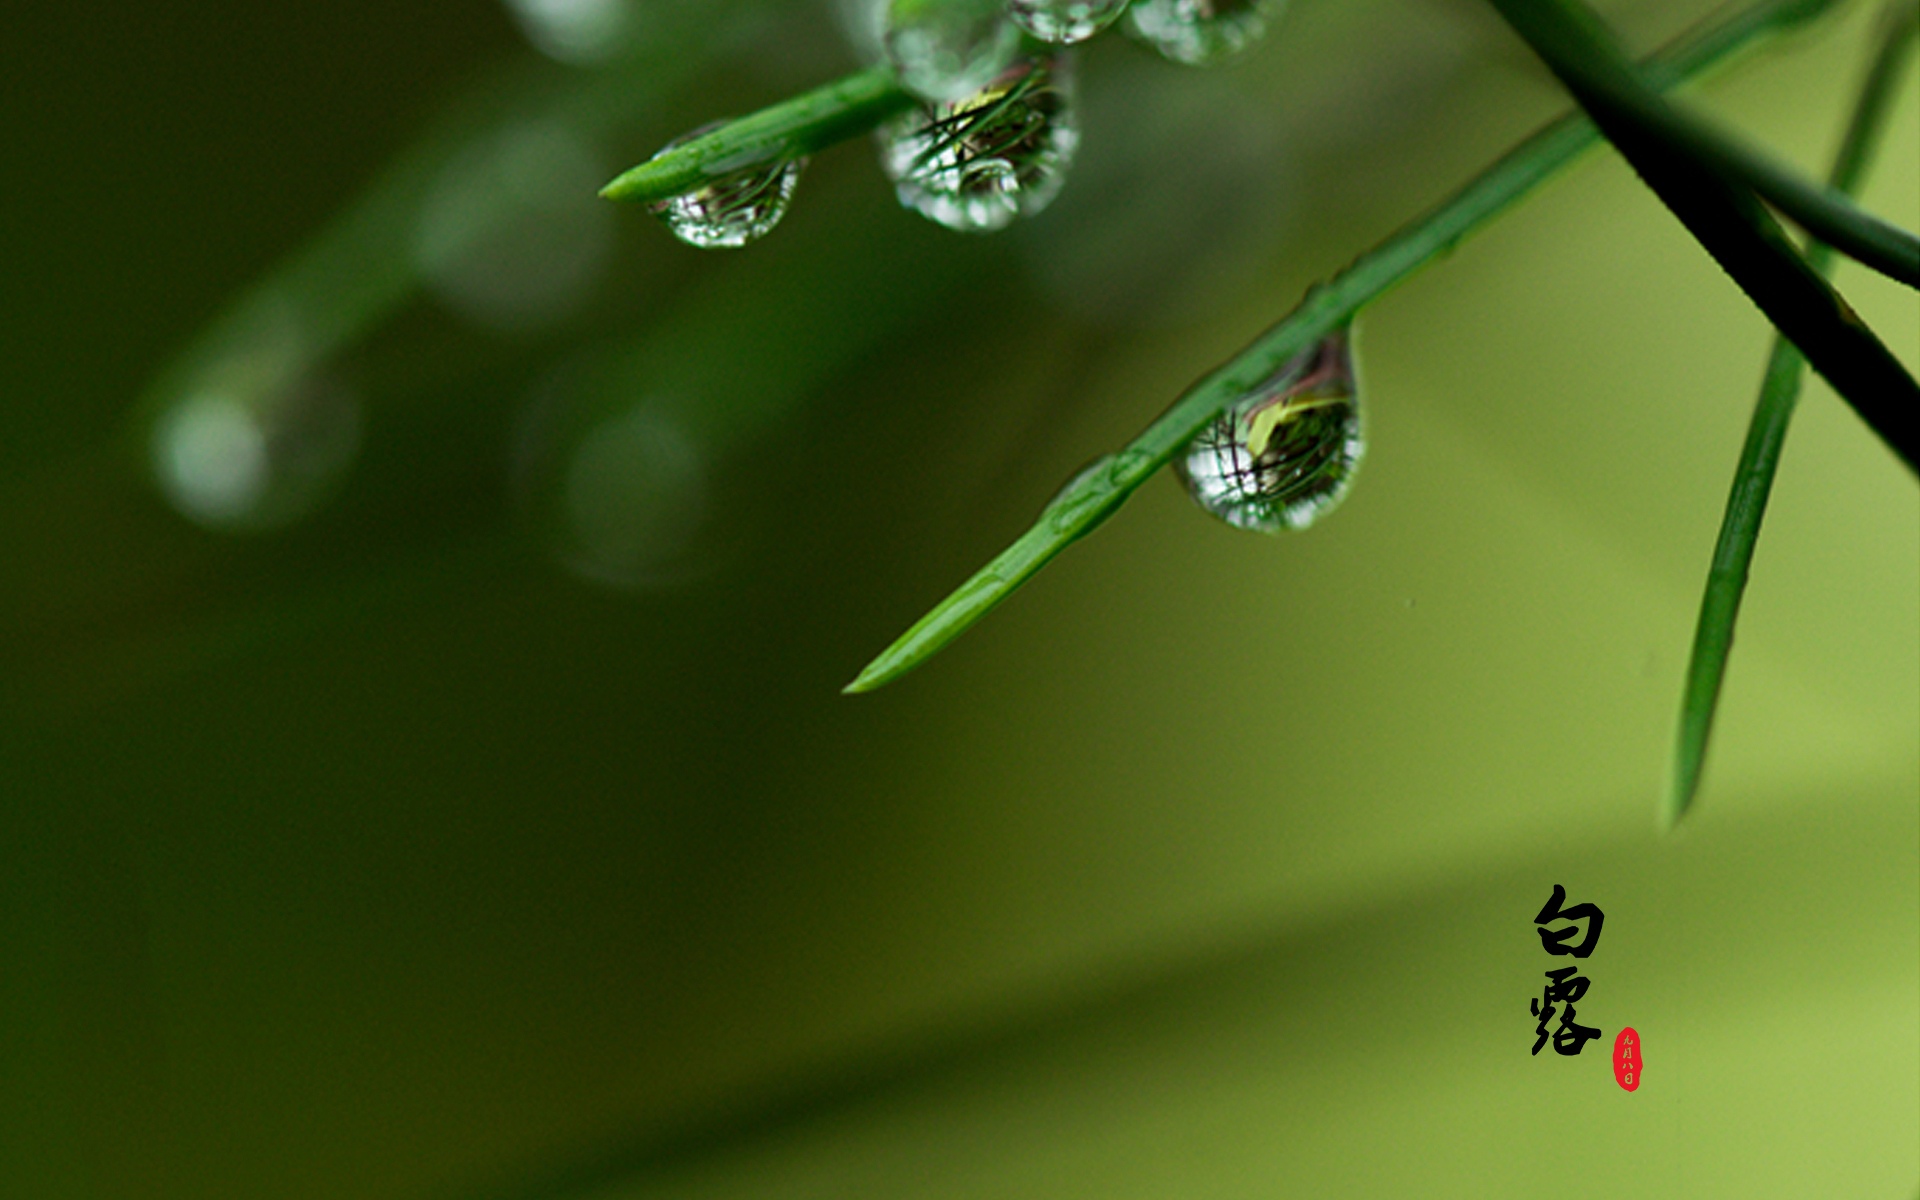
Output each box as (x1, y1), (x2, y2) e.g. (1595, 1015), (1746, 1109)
(1530, 884), (1605, 1058)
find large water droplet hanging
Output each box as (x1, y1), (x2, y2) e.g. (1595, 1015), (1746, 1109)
(883, 0), (1022, 103)
(645, 124), (807, 250)
(1124, 0), (1286, 66)
(878, 54), (1080, 234)
(1008, 0), (1129, 44)
(1174, 325), (1363, 533)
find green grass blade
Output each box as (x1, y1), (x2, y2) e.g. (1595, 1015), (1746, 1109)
(844, 0), (1843, 694)
(601, 65), (915, 204)
(1670, 2), (1917, 828)
(1484, 0), (1920, 473)
(1498, 4), (1918, 287)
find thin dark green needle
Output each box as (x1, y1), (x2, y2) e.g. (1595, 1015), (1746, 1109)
(1670, 3), (1917, 827)
(845, 0), (1845, 693)
(602, 66), (915, 205)
(1484, 0), (1919, 472)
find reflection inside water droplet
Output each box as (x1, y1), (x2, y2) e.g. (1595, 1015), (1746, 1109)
(878, 54), (1079, 233)
(1008, 0), (1129, 44)
(883, 0), (1021, 103)
(1174, 325), (1363, 533)
(645, 124), (807, 250)
(1124, 0), (1286, 66)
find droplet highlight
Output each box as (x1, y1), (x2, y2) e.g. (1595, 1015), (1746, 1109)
(1008, 0), (1129, 44)
(1174, 326), (1363, 533)
(878, 54), (1080, 234)
(645, 124), (806, 250)
(883, 0), (1022, 103)
(1123, 0), (1286, 66)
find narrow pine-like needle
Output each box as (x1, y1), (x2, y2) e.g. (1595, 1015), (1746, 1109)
(602, 66), (913, 205)
(1489, 2), (1918, 287)
(1484, 0), (1919, 472)
(845, 0), (1845, 694)
(1669, 2), (1917, 827)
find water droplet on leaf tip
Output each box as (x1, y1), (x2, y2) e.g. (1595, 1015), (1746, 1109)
(878, 53), (1080, 234)
(1123, 0), (1287, 66)
(1008, 0), (1130, 44)
(884, 0), (1022, 103)
(1174, 325), (1364, 534)
(646, 123), (806, 250)
(416, 121), (613, 330)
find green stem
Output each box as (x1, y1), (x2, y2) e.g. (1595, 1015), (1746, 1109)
(1484, 0), (1920, 473)
(601, 65), (915, 204)
(844, 0), (1845, 694)
(1510, 4), (1918, 286)
(1669, 1), (1917, 828)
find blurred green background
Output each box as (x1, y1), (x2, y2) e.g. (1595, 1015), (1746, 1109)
(1, 1), (1914, 1197)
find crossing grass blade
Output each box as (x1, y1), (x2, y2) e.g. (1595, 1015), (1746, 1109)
(844, 0), (1844, 694)
(1488, 3), (1920, 288)
(1483, 0), (1920, 474)
(1670, 1), (1918, 828)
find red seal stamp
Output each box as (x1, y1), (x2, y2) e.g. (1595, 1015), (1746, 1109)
(1613, 1027), (1642, 1091)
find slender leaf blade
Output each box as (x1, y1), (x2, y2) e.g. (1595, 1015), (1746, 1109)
(602, 65), (913, 205)
(1484, 0), (1920, 473)
(1670, 2), (1917, 826)
(846, 0), (1844, 693)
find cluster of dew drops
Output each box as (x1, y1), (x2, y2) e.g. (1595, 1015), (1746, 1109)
(647, 0), (1362, 535)
(646, 0), (1286, 247)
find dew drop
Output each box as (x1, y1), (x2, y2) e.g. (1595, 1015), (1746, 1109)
(1123, 0), (1286, 66)
(646, 124), (806, 250)
(883, 0), (1022, 103)
(1045, 453), (1118, 532)
(878, 54), (1080, 234)
(1174, 325), (1363, 533)
(1008, 0), (1129, 44)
